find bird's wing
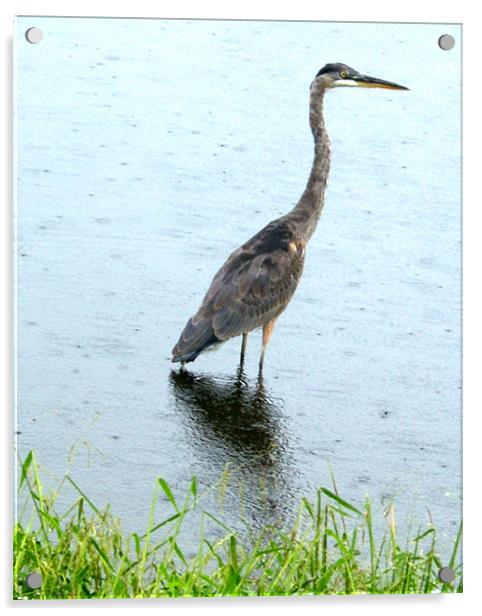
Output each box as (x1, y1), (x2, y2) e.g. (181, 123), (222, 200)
(207, 243), (305, 340)
(173, 219), (306, 361)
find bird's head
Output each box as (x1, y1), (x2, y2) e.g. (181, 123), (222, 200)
(312, 62), (409, 92)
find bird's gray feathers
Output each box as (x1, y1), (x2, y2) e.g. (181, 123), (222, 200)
(171, 217), (306, 362)
(171, 315), (217, 363)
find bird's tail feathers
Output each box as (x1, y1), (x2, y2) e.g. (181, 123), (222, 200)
(171, 317), (220, 363)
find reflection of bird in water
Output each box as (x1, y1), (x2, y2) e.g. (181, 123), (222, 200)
(169, 368), (285, 466)
(171, 63), (408, 371)
(169, 367), (294, 527)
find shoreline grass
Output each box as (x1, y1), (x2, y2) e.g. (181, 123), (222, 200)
(14, 451), (462, 599)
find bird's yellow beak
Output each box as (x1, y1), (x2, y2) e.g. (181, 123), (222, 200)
(352, 74), (409, 90)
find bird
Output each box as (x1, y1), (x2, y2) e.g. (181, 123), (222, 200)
(171, 63), (408, 372)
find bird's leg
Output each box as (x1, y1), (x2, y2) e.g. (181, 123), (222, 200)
(259, 319), (277, 373)
(240, 333), (248, 366)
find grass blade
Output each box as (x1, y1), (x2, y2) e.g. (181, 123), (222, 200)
(320, 488), (362, 516)
(158, 478), (179, 512)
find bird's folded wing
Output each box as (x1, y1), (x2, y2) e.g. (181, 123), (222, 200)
(172, 218), (306, 360)
(201, 244), (305, 340)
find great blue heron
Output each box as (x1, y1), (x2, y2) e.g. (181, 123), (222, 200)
(171, 63), (408, 371)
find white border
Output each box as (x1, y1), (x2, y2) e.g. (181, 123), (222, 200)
(2, 1), (480, 614)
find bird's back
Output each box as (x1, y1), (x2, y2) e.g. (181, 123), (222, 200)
(171, 215), (306, 363)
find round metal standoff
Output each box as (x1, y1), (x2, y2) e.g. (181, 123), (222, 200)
(25, 572), (43, 589)
(438, 34), (455, 51)
(25, 27), (43, 44)
(438, 567), (455, 583)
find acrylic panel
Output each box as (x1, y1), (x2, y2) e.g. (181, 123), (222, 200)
(14, 16), (462, 599)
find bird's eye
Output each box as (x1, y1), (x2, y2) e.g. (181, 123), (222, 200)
(340, 70), (348, 79)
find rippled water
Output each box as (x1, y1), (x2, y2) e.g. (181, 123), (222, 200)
(15, 17), (461, 558)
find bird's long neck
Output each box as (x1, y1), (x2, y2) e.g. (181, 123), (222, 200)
(290, 85), (330, 240)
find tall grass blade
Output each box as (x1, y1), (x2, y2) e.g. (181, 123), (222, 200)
(320, 488), (362, 516)
(158, 478), (179, 512)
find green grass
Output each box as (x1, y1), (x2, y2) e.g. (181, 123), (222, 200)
(14, 451), (462, 599)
